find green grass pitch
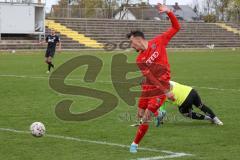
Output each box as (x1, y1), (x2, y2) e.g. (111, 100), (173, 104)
(0, 49), (240, 160)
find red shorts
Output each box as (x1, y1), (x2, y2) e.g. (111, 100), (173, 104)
(139, 81), (168, 113)
(138, 96), (166, 113)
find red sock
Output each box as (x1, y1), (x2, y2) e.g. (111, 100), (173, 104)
(133, 123), (149, 144)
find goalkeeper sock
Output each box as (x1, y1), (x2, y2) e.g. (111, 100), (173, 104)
(204, 115), (212, 121)
(190, 112), (205, 120)
(200, 104), (216, 119)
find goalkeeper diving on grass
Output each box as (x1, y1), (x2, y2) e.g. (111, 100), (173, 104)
(155, 81), (223, 126)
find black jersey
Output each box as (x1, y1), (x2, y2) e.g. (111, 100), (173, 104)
(46, 34), (60, 50)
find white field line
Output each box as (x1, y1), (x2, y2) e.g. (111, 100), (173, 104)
(192, 86), (240, 92)
(0, 127), (192, 160)
(0, 74), (240, 92)
(135, 153), (191, 160)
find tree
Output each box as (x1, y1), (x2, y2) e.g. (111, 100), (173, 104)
(79, 0), (105, 18)
(201, 0), (240, 22)
(218, 0), (230, 21)
(227, 0), (240, 22)
(191, 0), (201, 18)
(202, 0), (216, 22)
(117, 0), (132, 20)
(103, 0), (119, 18)
(205, 0), (212, 15)
(51, 0), (118, 18)
(193, 5), (198, 14)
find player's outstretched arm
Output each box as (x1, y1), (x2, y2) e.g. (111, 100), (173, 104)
(156, 3), (171, 14)
(156, 4), (181, 43)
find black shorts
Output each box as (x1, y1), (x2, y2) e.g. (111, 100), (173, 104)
(179, 89), (202, 114)
(45, 48), (55, 58)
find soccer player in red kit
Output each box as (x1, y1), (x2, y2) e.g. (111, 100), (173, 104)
(126, 4), (180, 153)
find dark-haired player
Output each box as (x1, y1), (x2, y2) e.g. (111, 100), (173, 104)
(127, 4), (180, 153)
(41, 30), (61, 73)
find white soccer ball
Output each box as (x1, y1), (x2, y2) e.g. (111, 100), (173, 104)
(30, 122), (46, 137)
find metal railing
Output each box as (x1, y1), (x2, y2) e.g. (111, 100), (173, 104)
(49, 7), (117, 19)
(48, 7), (192, 20)
(47, 7), (240, 24)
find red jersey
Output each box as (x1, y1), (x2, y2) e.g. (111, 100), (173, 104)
(136, 12), (180, 97)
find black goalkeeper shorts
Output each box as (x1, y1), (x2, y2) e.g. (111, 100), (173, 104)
(179, 89), (203, 114)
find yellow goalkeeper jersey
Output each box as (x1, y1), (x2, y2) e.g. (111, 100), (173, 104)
(170, 81), (192, 106)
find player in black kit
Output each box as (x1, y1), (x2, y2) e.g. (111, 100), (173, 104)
(41, 30), (61, 73)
